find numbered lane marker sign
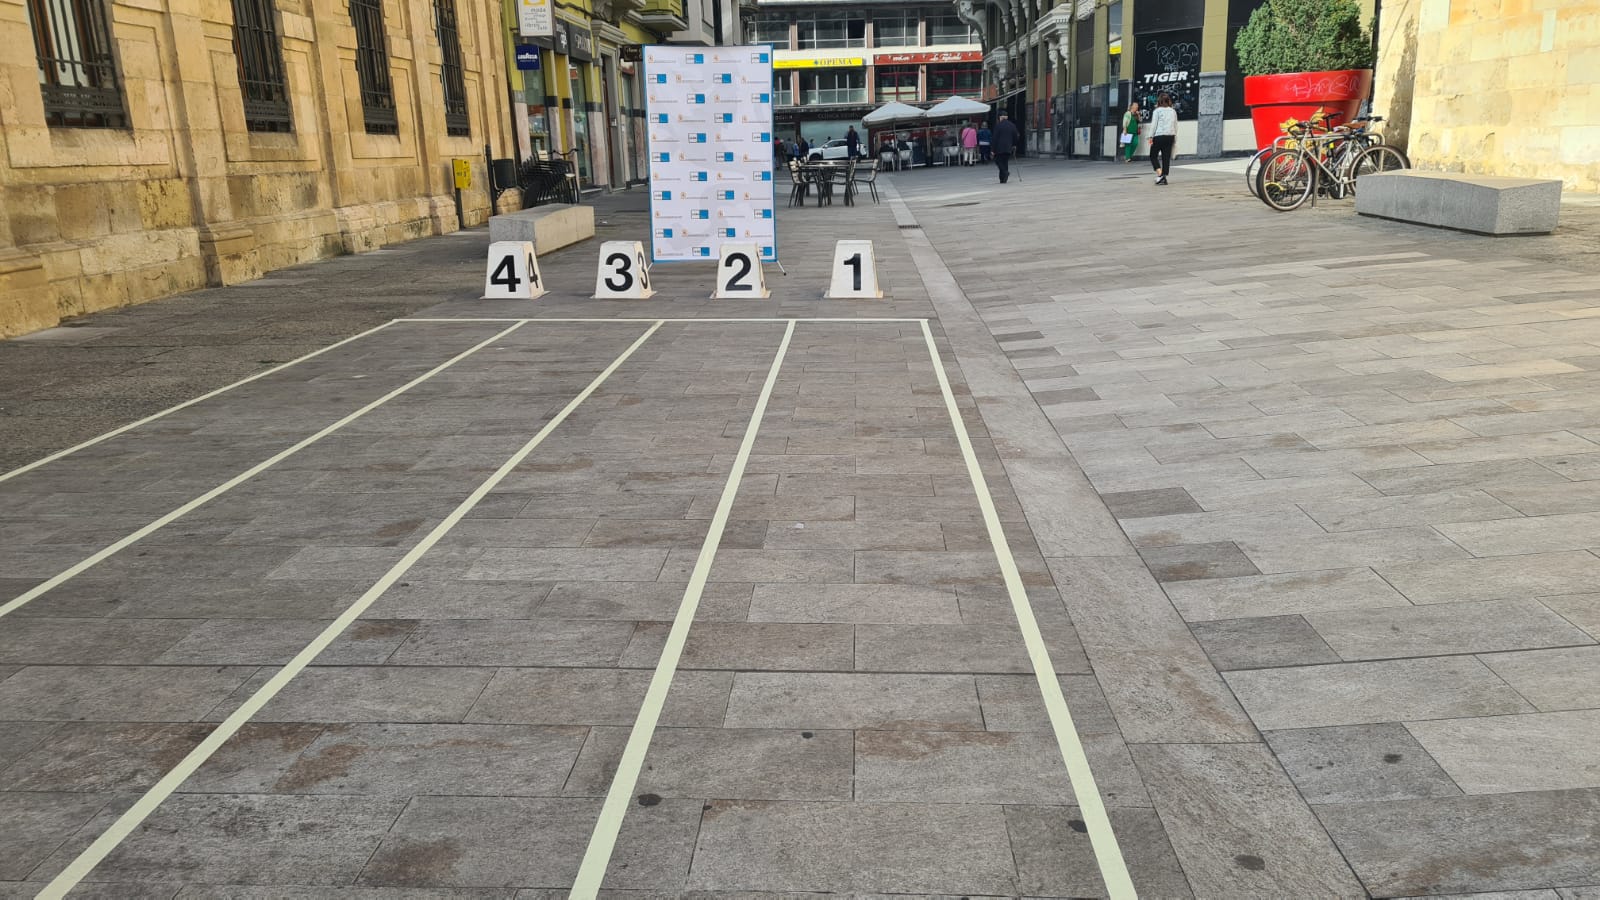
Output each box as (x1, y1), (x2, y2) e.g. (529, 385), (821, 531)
(483, 241), (545, 300)
(593, 241), (655, 299)
(713, 243), (771, 299)
(826, 240), (884, 299)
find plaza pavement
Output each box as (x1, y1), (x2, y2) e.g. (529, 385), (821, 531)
(0, 159), (1597, 898)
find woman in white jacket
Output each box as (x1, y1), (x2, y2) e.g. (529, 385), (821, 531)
(1149, 92), (1177, 186)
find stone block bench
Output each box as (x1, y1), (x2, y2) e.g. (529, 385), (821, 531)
(1356, 171), (1562, 235)
(487, 204), (596, 252)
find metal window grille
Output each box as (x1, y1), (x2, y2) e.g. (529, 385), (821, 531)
(349, 0), (398, 135)
(433, 0), (469, 136)
(231, 0), (292, 132)
(26, 0), (126, 128)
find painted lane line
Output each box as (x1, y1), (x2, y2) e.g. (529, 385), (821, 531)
(0, 320), (401, 485)
(0, 322), (527, 622)
(569, 318), (795, 899)
(919, 319), (1137, 900)
(34, 320), (665, 900)
(398, 317), (928, 324)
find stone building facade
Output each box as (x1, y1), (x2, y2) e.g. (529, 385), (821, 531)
(1376, 0), (1599, 193)
(0, 0), (515, 336)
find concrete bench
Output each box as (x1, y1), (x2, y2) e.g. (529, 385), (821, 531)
(487, 204), (596, 252)
(1356, 171), (1562, 235)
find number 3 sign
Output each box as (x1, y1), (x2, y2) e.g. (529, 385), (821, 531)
(593, 241), (655, 299)
(713, 244), (770, 299)
(482, 241), (545, 300)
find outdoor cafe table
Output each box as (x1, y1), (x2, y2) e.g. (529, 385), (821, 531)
(798, 161), (855, 207)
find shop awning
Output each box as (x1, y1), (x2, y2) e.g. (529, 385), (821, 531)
(925, 96), (991, 119)
(861, 101), (928, 127)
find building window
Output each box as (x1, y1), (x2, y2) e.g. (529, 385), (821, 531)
(928, 63), (981, 97)
(875, 65), (917, 102)
(796, 12), (864, 49)
(25, 0), (126, 128)
(773, 71), (792, 106)
(433, 0), (469, 136)
(749, 14), (789, 49)
(349, 0), (398, 134)
(231, 0), (292, 132)
(800, 68), (865, 105)
(926, 14), (976, 45)
(872, 11), (916, 47)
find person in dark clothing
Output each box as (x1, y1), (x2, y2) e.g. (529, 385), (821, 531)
(796, 135), (810, 160)
(846, 126), (860, 159)
(990, 113), (1021, 183)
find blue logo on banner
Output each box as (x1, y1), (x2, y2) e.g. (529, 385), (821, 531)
(658, 152), (670, 162)
(657, 113), (669, 123)
(758, 93), (770, 103)
(697, 247), (712, 257)
(692, 54), (704, 64)
(514, 45), (541, 70)
(721, 152), (734, 162)
(656, 228), (673, 238)
(654, 74), (667, 83)
(718, 73), (732, 83)
(762, 246), (774, 257)
(758, 132), (770, 142)
(725, 228), (737, 237)
(758, 171), (772, 181)
(693, 172), (707, 181)
(655, 190), (672, 200)
(691, 94), (706, 104)
(689, 133), (707, 143)
(720, 113), (734, 123)
(693, 209), (709, 219)
(722, 190), (735, 200)
(758, 53), (770, 63)
(759, 209), (773, 219)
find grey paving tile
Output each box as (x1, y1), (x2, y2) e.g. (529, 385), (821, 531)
(1300, 490), (1522, 532)
(999, 458), (1136, 558)
(1407, 709), (1600, 794)
(1120, 507), (1325, 548)
(854, 622), (1088, 674)
(59, 794), (407, 886)
(974, 673), (1120, 735)
(566, 727), (852, 800)
(760, 521), (944, 550)
(1224, 657), (1534, 730)
(1099, 487), (1204, 519)
(1482, 646), (1600, 711)
(1137, 541), (1261, 582)
(747, 583), (961, 624)
(0, 791), (109, 880)
(155, 618), (415, 665)
(580, 519), (757, 550)
(685, 800), (1018, 895)
(359, 795), (700, 890)
(1164, 567), (1411, 622)
(1190, 615), (1341, 670)
(224, 666), (496, 724)
(1490, 482), (1600, 516)
(0, 665), (255, 722)
(1357, 459), (1569, 496)
(1305, 599), (1595, 660)
(175, 888), (514, 899)
(854, 729), (1071, 804)
(1238, 526), (1469, 574)
(387, 619), (635, 667)
(465, 668), (730, 728)
(1439, 511), (1600, 557)
(535, 582), (750, 622)
(0, 720), (55, 768)
(1047, 557), (1256, 743)
(1378, 552), (1600, 604)
(465, 549), (668, 582)
(1316, 789), (1600, 896)
(1411, 431), (1600, 465)
(1130, 743), (1365, 898)
(723, 673), (984, 731)
(1004, 805), (1193, 899)
(658, 548), (855, 584)
(0, 722), (318, 793)
(1184, 473), (1384, 511)
(622, 622), (854, 671)
(1263, 723), (1463, 804)
(0, 618), (200, 665)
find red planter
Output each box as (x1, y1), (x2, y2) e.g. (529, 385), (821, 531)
(1243, 69), (1373, 150)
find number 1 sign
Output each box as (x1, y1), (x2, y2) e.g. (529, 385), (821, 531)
(483, 241), (545, 300)
(713, 243), (770, 299)
(826, 240), (883, 299)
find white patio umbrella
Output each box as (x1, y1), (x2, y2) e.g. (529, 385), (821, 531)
(861, 101), (928, 127)
(925, 96), (991, 120)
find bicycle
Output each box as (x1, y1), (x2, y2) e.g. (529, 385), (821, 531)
(1256, 124), (1409, 212)
(1244, 109), (1385, 198)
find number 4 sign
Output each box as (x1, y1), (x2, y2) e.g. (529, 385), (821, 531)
(483, 241), (545, 300)
(826, 240), (883, 299)
(713, 243), (770, 299)
(593, 241), (655, 299)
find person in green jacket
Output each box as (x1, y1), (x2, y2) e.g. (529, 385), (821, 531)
(1121, 101), (1141, 163)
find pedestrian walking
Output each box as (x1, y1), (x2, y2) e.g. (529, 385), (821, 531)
(1149, 93), (1177, 185)
(1120, 101), (1140, 163)
(990, 113), (1021, 184)
(960, 122), (979, 165)
(775, 135), (788, 167)
(796, 135), (810, 161)
(977, 123), (992, 162)
(846, 126), (860, 160)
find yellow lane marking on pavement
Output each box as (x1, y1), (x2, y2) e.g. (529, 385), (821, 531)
(0, 319), (400, 485)
(570, 318), (796, 900)
(919, 319), (1138, 900)
(0, 321), (528, 622)
(33, 320), (664, 900)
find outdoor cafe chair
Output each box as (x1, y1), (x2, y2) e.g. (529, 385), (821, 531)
(852, 159), (880, 205)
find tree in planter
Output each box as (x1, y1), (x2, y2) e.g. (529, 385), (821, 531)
(1235, 0), (1374, 77)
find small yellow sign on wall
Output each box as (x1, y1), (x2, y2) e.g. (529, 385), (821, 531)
(452, 159), (472, 189)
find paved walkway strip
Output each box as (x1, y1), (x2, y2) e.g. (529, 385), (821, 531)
(32, 320), (665, 900)
(570, 319), (797, 899)
(0, 322), (526, 622)
(0, 320), (399, 485)
(919, 318), (1136, 897)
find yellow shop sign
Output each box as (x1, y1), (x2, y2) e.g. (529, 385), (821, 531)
(774, 56), (865, 69)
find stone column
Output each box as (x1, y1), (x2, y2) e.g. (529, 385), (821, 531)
(1197, 70), (1226, 158)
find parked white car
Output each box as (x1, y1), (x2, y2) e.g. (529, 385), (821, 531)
(808, 139), (853, 161)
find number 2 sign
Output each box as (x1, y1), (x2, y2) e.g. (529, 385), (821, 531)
(593, 241), (655, 299)
(826, 240), (883, 299)
(713, 243), (770, 299)
(482, 241), (545, 300)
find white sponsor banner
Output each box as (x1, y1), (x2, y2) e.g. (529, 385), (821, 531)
(645, 45), (777, 264)
(518, 0), (552, 38)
